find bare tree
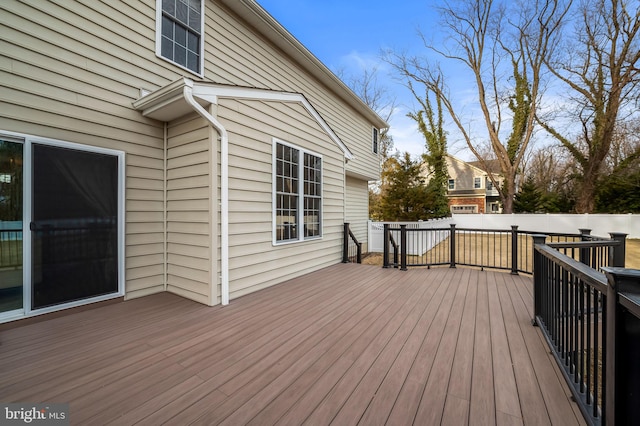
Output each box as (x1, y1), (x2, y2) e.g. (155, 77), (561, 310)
(537, 0), (640, 212)
(387, 0), (569, 213)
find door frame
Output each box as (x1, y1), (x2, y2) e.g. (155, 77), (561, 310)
(0, 130), (126, 323)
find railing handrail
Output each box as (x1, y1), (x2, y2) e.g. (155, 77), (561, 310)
(381, 223), (624, 275)
(343, 223), (362, 264)
(548, 240), (620, 249)
(535, 243), (609, 293)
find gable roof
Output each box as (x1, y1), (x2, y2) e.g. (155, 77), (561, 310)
(468, 159), (502, 175)
(133, 78), (354, 159)
(218, 0), (388, 130)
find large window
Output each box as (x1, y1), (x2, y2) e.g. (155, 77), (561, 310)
(157, 0), (203, 74)
(274, 140), (322, 244)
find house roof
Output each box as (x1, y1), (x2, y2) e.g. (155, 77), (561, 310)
(218, 0), (389, 130)
(468, 159), (502, 175)
(133, 78), (354, 159)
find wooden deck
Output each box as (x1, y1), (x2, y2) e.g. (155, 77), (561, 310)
(0, 264), (586, 425)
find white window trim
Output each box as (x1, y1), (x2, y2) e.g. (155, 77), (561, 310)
(272, 138), (323, 246)
(448, 179), (455, 190)
(155, 0), (205, 78)
(0, 130), (126, 324)
(474, 177), (482, 189)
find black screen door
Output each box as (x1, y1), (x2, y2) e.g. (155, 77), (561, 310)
(31, 144), (119, 309)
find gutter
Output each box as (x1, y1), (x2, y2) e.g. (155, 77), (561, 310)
(182, 84), (230, 306)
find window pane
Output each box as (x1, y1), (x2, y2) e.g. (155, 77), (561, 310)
(161, 37), (174, 61)
(0, 139), (23, 312)
(176, 0), (188, 25)
(187, 31), (199, 51)
(162, 16), (174, 39)
(174, 45), (187, 66)
(162, 0), (175, 16)
(175, 25), (187, 47)
(187, 52), (199, 73)
(188, 10), (201, 33)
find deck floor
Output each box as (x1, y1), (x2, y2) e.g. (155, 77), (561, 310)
(0, 264), (586, 425)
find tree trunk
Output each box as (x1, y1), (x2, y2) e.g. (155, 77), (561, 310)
(575, 177), (597, 213)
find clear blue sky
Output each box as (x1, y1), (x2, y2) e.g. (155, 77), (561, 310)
(255, 0), (449, 159)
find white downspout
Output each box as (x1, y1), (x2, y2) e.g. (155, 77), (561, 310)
(183, 85), (230, 306)
(163, 122), (168, 292)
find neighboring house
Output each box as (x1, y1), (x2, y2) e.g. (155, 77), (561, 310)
(445, 155), (503, 214)
(0, 0), (387, 323)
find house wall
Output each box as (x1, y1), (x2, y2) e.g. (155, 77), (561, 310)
(0, 0), (168, 300)
(0, 0), (378, 308)
(206, 2), (380, 181)
(218, 98), (345, 301)
(345, 176), (369, 252)
(166, 112), (216, 305)
(447, 157), (484, 190)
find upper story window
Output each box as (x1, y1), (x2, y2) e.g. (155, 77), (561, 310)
(487, 180), (494, 191)
(273, 140), (322, 244)
(448, 179), (455, 190)
(474, 177), (482, 189)
(372, 128), (379, 154)
(157, 0), (203, 75)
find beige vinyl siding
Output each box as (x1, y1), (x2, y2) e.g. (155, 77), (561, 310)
(345, 176), (369, 252)
(0, 0), (170, 299)
(218, 98), (345, 301)
(2, 0), (380, 308)
(166, 113), (215, 305)
(207, 2), (379, 180)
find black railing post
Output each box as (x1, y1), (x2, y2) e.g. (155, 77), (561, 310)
(609, 232), (627, 268)
(356, 241), (362, 264)
(511, 225), (519, 275)
(449, 224), (456, 269)
(383, 224), (390, 268)
(602, 267), (640, 425)
(579, 229), (592, 267)
(531, 234), (547, 326)
(342, 223), (350, 263)
(400, 224), (407, 271)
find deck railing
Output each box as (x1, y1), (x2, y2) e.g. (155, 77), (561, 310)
(533, 236), (640, 425)
(0, 227), (23, 268)
(381, 224), (625, 275)
(342, 223), (362, 264)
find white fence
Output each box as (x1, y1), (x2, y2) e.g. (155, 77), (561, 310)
(368, 214), (640, 254)
(450, 213), (640, 239)
(368, 217), (454, 255)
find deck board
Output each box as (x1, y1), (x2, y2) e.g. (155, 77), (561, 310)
(0, 264), (586, 425)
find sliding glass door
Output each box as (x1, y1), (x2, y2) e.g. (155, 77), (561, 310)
(0, 139), (23, 314)
(31, 144), (120, 309)
(1, 132), (123, 321)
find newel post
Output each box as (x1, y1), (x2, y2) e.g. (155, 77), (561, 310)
(383, 223), (390, 268)
(579, 229), (592, 267)
(449, 224), (457, 269)
(342, 223), (350, 263)
(602, 267), (640, 425)
(609, 232), (627, 268)
(531, 234), (547, 326)
(400, 224), (407, 271)
(511, 225), (519, 275)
